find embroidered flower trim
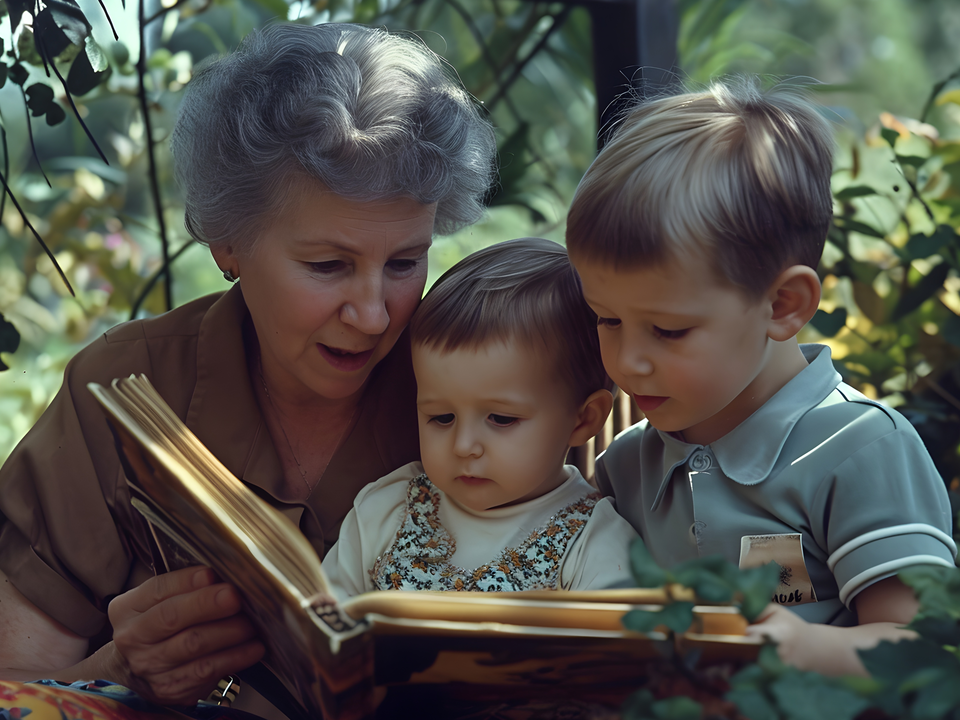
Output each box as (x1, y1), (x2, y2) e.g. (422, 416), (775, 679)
(371, 474), (600, 592)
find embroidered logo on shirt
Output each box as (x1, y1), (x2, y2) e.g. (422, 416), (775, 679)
(739, 533), (818, 605)
(371, 474), (600, 592)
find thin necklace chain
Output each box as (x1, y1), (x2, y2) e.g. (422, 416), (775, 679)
(257, 353), (352, 492)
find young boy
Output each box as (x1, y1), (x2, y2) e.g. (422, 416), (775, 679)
(566, 77), (957, 675)
(322, 238), (638, 597)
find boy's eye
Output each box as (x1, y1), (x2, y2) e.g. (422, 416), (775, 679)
(430, 413), (455, 426)
(307, 260), (346, 274)
(654, 326), (689, 340)
(596, 316), (621, 329)
(488, 414), (518, 427)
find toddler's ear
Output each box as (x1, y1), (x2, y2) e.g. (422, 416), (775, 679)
(765, 265), (821, 342)
(568, 389), (614, 448)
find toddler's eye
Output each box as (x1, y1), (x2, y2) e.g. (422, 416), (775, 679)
(654, 326), (689, 340)
(430, 413), (455, 426)
(596, 316), (621, 328)
(488, 414), (518, 427)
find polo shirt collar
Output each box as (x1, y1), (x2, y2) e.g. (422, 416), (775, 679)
(650, 344), (841, 508)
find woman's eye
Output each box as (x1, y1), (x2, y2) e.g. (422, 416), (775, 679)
(596, 316), (621, 329)
(654, 326), (689, 340)
(430, 413), (455, 426)
(307, 260), (346, 274)
(387, 258), (419, 273)
(488, 414), (518, 427)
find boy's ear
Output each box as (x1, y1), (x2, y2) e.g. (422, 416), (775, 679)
(211, 243), (240, 281)
(568, 389), (614, 448)
(765, 265), (821, 343)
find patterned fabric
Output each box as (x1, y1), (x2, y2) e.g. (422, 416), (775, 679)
(371, 474), (600, 592)
(0, 681), (262, 720)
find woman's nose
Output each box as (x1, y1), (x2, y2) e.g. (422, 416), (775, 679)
(340, 274), (389, 335)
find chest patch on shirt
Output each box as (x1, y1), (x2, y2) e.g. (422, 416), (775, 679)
(739, 533), (818, 606)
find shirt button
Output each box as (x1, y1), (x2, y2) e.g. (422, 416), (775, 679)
(689, 450), (713, 471)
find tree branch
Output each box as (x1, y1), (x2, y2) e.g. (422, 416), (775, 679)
(137, 0), (173, 311)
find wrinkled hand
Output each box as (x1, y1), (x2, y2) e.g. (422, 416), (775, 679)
(106, 566), (265, 706)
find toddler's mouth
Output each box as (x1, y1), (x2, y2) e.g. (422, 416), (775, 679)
(456, 475), (492, 486)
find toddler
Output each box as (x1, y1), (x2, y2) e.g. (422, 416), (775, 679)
(323, 237), (638, 597)
(566, 77), (957, 675)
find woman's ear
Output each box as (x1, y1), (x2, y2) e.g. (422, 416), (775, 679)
(211, 243), (240, 281)
(568, 389), (614, 448)
(765, 265), (821, 343)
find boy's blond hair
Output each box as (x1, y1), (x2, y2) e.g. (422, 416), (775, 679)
(410, 237), (613, 403)
(566, 77), (834, 297)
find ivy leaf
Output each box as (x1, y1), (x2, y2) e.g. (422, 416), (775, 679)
(942, 313), (960, 349)
(623, 602), (695, 635)
(880, 126), (900, 148)
(629, 537), (669, 588)
(33, 6), (73, 58)
(899, 565), (960, 619)
(45, 100), (66, 126)
(833, 217), (886, 239)
(904, 225), (955, 260)
(25, 82), (55, 116)
(896, 154), (928, 169)
(67, 38), (109, 96)
(809, 307), (848, 337)
(891, 261), (950, 320)
(0, 314), (21, 371)
(834, 185), (877, 201)
(9, 62), (28, 85)
(734, 563), (781, 622)
(726, 688), (778, 720)
(651, 696), (701, 720)
(909, 617), (960, 646)
(770, 672), (870, 720)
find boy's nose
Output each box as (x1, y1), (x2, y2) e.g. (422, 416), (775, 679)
(619, 343), (654, 377)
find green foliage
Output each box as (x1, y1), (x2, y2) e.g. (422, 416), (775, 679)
(626, 537), (781, 629)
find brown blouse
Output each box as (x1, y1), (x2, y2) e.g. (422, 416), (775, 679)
(0, 285), (420, 639)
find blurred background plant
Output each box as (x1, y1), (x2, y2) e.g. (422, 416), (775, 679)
(1, 0), (960, 497)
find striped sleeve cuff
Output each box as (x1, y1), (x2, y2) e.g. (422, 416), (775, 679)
(828, 524), (958, 607)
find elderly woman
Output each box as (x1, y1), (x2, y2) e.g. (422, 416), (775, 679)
(0, 21), (495, 711)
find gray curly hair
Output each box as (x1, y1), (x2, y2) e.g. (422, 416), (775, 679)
(170, 22), (497, 253)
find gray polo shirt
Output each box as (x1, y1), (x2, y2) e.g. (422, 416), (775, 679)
(596, 344), (957, 625)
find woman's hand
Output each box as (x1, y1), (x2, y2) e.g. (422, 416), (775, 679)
(107, 566), (265, 705)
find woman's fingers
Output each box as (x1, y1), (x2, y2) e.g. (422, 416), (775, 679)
(107, 566), (265, 705)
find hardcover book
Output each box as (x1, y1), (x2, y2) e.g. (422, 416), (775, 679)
(88, 375), (759, 720)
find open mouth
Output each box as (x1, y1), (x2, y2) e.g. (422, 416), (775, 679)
(633, 395), (668, 413)
(318, 344), (375, 373)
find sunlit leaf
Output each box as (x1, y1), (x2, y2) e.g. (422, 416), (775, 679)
(67, 42), (109, 95)
(623, 602), (696, 635)
(833, 217), (886, 239)
(852, 280), (886, 325)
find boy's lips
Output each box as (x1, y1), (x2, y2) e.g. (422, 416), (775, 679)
(634, 395), (668, 413)
(317, 344), (375, 373)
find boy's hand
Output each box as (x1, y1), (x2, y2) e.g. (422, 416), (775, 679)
(745, 578), (920, 678)
(107, 566), (265, 706)
(745, 604), (817, 669)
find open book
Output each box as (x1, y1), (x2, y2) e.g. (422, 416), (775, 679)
(89, 375), (760, 719)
